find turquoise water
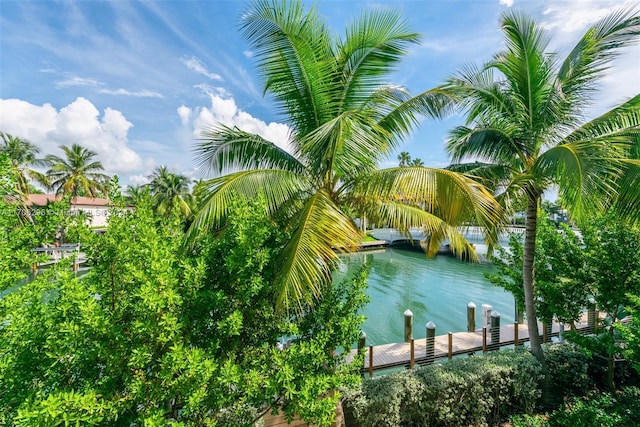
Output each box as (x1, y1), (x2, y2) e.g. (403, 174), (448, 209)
(334, 248), (515, 346)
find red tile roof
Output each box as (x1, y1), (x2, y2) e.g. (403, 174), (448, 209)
(25, 194), (112, 207)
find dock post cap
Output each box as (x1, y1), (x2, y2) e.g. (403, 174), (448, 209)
(481, 303), (492, 309)
(491, 311), (500, 317)
(426, 321), (436, 329)
(359, 330), (367, 338)
(404, 309), (413, 316)
(467, 302), (476, 308)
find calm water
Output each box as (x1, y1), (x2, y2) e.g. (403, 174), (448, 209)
(334, 248), (515, 345)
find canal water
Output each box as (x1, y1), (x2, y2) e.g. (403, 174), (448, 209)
(334, 248), (515, 346)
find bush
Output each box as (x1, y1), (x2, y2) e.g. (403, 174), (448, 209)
(543, 343), (591, 403)
(344, 348), (542, 427)
(548, 386), (640, 427)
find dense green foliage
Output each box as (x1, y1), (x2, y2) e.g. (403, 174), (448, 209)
(0, 197), (367, 426)
(487, 213), (586, 324)
(344, 344), (595, 426)
(345, 348), (544, 426)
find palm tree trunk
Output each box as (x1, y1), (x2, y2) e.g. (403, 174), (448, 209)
(523, 191), (543, 362)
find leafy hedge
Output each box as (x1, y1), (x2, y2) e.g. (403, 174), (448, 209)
(344, 344), (591, 427)
(344, 348), (541, 427)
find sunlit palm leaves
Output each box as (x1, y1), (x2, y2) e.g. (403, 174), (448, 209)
(0, 132), (48, 195)
(45, 144), (109, 197)
(147, 166), (192, 217)
(191, 0), (503, 313)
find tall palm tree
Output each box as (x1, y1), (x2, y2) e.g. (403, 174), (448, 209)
(431, 9), (640, 362)
(411, 158), (424, 167)
(191, 0), (502, 313)
(45, 144), (110, 197)
(147, 166), (192, 217)
(0, 132), (48, 194)
(397, 151), (412, 167)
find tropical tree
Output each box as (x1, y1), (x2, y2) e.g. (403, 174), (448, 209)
(45, 144), (110, 197)
(191, 0), (502, 312)
(430, 9), (640, 362)
(0, 132), (48, 195)
(147, 166), (192, 217)
(397, 151), (412, 167)
(411, 158), (424, 167)
(124, 184), (151, 207)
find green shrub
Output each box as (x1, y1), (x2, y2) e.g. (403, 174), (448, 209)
(510, 414), (549, 427)
(543, 343), (591, 403)
(344, 348), (542, 427)
(548, 387), (640, 427)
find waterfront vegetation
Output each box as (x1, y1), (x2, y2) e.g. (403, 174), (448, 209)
(1, 0), (640, 425)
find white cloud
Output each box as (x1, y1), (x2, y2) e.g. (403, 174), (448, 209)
(499, 0), (514, 7)
(243, 50), (254, 58)
(540, 1), (632, 33)
(128, 174), (151, 186)
(55, 76), (102, 88)
(98, 88), (164, 98)
(0, 97), (143, 173)
(177, 105), (192, 126)
(181, 56), (223, 81)
(186, 93), (291, 155)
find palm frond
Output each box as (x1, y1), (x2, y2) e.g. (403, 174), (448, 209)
(275, 189), (360, 313)
(241, 0), (335, 134)
(186, 168), (311, 240)
(194, 124), (304, 175)
(352, 167), (503, 243)
(534, 140), (624, 220)
(557, 8), (640, 109)
(337, 8), (420, 110)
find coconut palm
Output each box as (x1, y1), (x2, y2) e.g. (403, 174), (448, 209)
(411, 158), (424, 167)
(431, 9), (640, 362)
(397, 151), (412, 167)
(191, 0), (502, 313)
(45, 144), (110, 197)
(0, 132), (48, 194)
(147, 166), (192, 217)
(124, 184), (151, 207)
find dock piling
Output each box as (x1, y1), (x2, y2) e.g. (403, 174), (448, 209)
(490, 311), (500, 349)
(467, 302), (476, 332)
(404, 309), (413, 342)
(358, 331), (366, 353)
(426, 321), (436, 364)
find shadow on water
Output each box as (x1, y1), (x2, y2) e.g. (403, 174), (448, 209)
(334, 248), (515, 346)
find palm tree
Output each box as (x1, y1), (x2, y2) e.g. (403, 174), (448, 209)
(411, 158), (424, 167)
(0, 132), (48, 194)
(124, 184), (151, 207)
(45, 144), (110, 197)
(147, 166), (192, 217)
(397, 151), (412, 167)
(191, 0), (502, 313)
(432, 9), (640, 363)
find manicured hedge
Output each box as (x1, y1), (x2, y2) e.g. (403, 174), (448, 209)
(344, 348), (541, 427)
(343, 344), (591, 427)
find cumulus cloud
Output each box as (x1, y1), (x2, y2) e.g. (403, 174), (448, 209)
(190, 93), (291, 153)
(182, 56), (223, 81)
(499, 0), (514, 7)
(0, 97), (143, 173)
(98, 88), (164, 98)
(243, 50), (254, 58)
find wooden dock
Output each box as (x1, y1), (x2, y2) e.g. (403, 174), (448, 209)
(347, 313), (597, 375)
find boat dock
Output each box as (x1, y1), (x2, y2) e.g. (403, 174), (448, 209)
(348, 311), (601, 376)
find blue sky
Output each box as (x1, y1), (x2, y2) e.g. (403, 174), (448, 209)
(1, 0), (639, 188)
